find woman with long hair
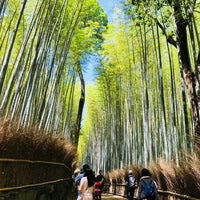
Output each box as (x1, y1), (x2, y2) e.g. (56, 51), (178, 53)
(79, 168), (95, 200)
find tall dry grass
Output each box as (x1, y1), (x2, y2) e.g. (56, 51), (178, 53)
(0, 119), (77, 170)
(105, 156), (200, 198)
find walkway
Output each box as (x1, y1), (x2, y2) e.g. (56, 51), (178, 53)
(102, 194), (126, 200)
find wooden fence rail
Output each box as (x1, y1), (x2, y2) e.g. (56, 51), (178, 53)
(0, 158), (71, 188)
(0, 158), (74, 200)
(103, 183), (199, 200)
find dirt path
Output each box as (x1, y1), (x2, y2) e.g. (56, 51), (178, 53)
(102, 194), (126, 200)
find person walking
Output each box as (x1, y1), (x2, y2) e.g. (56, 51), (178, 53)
(126, 170), (137, 200)
(94, 175), (102, 200)
(137, 168), (158, 200)
(75, 164), (90, 200)
(79, 168), (95, 200)
(96, 170), (104, 193)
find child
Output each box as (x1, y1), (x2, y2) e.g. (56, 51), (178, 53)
(94, 176), (102, 200)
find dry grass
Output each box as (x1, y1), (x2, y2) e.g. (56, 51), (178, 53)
(152, 157), (200, 197)
(0, 119), (78, 188)
(105, 156), (200, 198)
(0, 119), (77, 169)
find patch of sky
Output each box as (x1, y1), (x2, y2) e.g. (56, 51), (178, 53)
(98, 0), (121, 23)
(81, 53), (100, 84)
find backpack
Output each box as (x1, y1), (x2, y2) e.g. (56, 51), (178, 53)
(142, 179), (155, 199)
(128, 175), (136, 188)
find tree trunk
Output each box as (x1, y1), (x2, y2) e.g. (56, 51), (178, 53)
(174, 3), (200, 136)
(198, 53), (200, 89)
(74, 61), (85, 147)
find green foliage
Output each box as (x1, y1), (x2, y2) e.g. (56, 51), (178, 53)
(69, 0), (108, 63)
(0, 0), (108, 142)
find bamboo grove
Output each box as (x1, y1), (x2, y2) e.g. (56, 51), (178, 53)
(1, 0), (200, 173)
(0, 0), (107, 144)
(80, 0), (200, 172)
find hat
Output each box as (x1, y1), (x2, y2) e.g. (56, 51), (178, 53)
(128, 170), (133, 174)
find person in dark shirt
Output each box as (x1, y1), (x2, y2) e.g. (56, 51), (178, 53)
(96, 170), (104, 192)
(137, 168), (158, 200)
(126, 170), (137, 200)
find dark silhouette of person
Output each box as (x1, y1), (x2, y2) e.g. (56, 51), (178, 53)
(137, 168), (158, 200)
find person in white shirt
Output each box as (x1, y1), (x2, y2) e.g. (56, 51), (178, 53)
(79, 168), (95, 200)
(76, 164), (90, 200)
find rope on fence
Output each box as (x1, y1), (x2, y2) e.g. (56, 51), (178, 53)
(158, 190), (200, 200)
(105, 183), (199, 200)
(0, 158), (71, 171)
(0, 178), (72, 192)
(0, 157), (73, 192)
